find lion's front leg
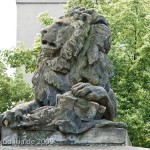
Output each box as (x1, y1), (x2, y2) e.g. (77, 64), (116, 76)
(71, 82), (116, 121)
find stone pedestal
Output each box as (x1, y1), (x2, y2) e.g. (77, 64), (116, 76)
(0, 147), (149, 150)
(1, 127), (131, 146)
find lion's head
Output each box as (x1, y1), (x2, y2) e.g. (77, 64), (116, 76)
(40, 7), (113, 85)
(33, 7), (114, 105)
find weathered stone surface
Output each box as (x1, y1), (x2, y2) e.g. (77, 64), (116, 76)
(0, 7), (116, 127)
(1, 127), (130, 146)
(0, 7), (130, 146)
(0, 146), (148, 150)
(1, 92), (126, 135)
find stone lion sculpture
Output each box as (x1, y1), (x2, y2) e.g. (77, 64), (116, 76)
(0, 7), (126, 134)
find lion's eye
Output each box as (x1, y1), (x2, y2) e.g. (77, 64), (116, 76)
(42, 40), (47, 45)
(48, 42), (56, 47)
(56, 22), (68, 27)
(56, 22), (63, 26)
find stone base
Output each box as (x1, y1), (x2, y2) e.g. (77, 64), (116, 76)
(0, 147), (149, 150)
(1, 127), (131, 146)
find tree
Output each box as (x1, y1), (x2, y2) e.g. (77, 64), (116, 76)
(0, 57), (33, 113)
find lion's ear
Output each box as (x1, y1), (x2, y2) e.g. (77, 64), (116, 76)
(87, 44), (99, 65)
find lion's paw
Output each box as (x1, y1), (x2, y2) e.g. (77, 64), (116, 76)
(71, 82), (108, 103)
(1, 108), (28, 127)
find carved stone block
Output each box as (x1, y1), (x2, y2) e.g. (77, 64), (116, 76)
(1, 127), (131, 146)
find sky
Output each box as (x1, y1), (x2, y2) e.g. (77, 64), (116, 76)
(0, 0), (16, 50)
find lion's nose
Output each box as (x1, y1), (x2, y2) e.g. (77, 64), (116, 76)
(42, 40), (47, 45)
(42, 40), (56, 48)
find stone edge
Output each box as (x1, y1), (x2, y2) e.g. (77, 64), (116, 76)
(16, 0), (67, 4)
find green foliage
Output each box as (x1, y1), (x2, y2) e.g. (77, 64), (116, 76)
(38, 12), (54, 26)
(0, 59), (33, 113)
(67, 0), (150, 147)
(4, 34), (41, 73)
